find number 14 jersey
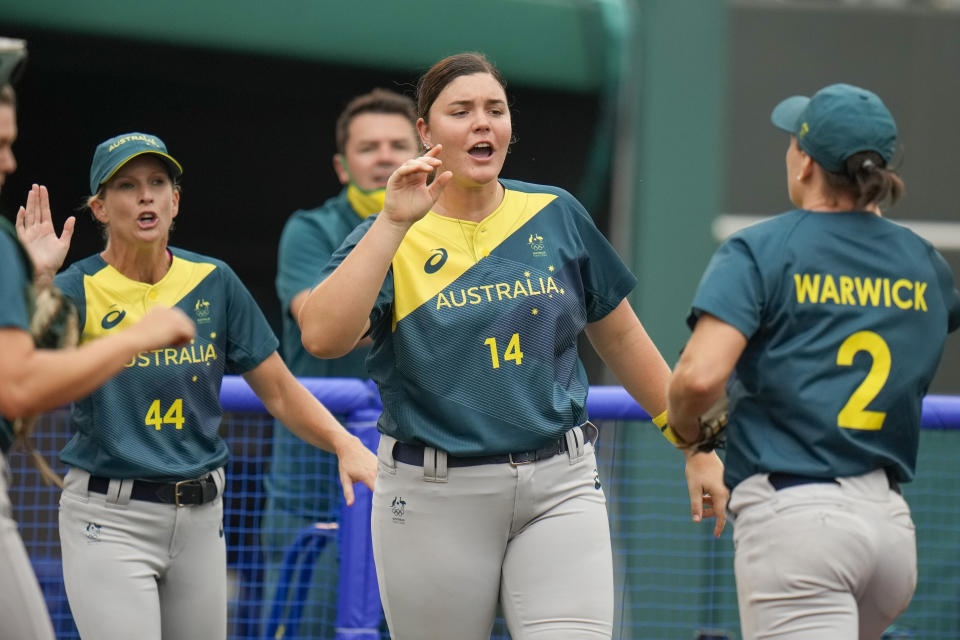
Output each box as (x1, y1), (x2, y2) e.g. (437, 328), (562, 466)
(322, 180), (637, 456)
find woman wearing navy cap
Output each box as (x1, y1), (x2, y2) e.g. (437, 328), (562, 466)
(668, 84), (960, 638)
(19, 132), (378, 640)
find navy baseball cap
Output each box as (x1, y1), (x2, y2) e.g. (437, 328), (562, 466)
(770, 83), (897, 173)
(89, 132), (182, 194)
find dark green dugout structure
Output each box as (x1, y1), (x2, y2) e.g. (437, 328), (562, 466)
(1, 0), (611, 92)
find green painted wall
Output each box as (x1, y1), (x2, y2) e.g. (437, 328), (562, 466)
(611, 1), (730, 635)
(624, 0), (728, 361)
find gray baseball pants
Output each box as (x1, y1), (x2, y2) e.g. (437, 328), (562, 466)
(0, 454), (56, 640)
(730, 468), (916, 639)
(372, 424), (613, 640)
(58, 466), (227, 640)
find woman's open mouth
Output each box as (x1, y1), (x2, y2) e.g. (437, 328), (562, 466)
(468, 142), (493, 159)
(137, 212), (158, 229)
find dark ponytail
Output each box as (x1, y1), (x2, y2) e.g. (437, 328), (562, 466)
(824, 150), (905, 209)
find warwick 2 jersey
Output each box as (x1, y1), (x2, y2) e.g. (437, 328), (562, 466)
(55, 248), (278, 479)
(689, 210), (960, 490)
(320, 180), (637, 456)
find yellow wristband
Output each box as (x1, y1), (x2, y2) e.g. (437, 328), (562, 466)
(651, 410), (668, 428)
(650, 410), (681, 446)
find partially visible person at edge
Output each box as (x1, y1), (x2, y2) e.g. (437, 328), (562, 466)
(263, 88), (418, 635)
(0, 86), (195, 640)
(18, 132), (378, 640)
(298, 52), (727, 640)
(668, 83), (960, 639)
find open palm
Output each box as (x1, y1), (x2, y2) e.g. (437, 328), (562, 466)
(15, 184), (74, 287)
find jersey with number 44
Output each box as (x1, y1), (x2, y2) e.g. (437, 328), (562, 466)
(55, 249), (278, 479)
(690, 210), (960, 489)
(322, 180), (637, 456)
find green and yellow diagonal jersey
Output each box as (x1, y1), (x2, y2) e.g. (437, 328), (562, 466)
(321, 180), (637, 456)
(55, 248), (278, 479)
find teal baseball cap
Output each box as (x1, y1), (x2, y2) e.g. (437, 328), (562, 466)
(89, 132), (183, 194)
(770, 83), (897, 173)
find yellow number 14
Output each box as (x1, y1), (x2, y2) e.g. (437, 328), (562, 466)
(485, 333), (524, 369)
(145, 398), (185, 430)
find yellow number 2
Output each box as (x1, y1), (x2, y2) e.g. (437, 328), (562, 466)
(145, 398), (186, 431)
(836, 331), (891, 431)
(485, 334), (524, 369)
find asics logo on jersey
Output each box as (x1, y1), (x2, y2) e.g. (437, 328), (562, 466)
(101, 308), (126, 329)
(424, 249), (448, 274)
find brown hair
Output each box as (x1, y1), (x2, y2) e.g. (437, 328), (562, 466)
(334, 88), (417, 155)
(0, 84), (16, 109)
(823, 150), (905, 209)
(416, 52), (506, 122)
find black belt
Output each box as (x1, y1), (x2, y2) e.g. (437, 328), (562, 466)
(88, 474), (219, 506)
(768, 472), (839, 491)
(393, 437), (570, 468)
(768, 470), (901, 495)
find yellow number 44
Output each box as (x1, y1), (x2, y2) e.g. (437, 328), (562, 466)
(145, 398), (186, 430)
(484, 333), (524, 369)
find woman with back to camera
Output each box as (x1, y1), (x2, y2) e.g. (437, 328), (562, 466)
(299, 52), (727, 640)
(668, 83), (960, 639)
(19, 132), (378, 640)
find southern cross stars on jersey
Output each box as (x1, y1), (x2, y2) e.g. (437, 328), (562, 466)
(55, 248), (278, 479)
(321, 179), (637, 456)
(0, 218), (33, 453)
(689, 210), (960, 490)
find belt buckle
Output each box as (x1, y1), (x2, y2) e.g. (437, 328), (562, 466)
(174, 479), (198, 507)
(509, 451), (535, 465)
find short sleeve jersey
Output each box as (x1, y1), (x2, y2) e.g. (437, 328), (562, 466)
(689, 210), (960, 490)
(276, 189), (370, 378)
(270, 190), (368, 516)
(0, 218), (33, 453)
(55, 248), (278, 479)
(320, 179), (637, 455)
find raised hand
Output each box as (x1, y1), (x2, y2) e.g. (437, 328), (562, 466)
(15, 184), (75, 289)
(130, 307), (196, 351)
(380, 145), (452, 227)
